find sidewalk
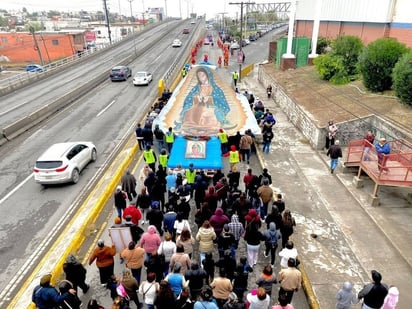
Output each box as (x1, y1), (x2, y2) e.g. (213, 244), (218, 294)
(239, 68), (412, 309)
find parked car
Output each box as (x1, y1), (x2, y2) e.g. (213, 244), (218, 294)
(133, 71), (153, 86)
(33, 142), (97, 185)
(110, 66), (132, 81)
(183, 28), (190, 34)
(26, 64), (45, 72)
(230, 42), (240, 50)
(249, 34), (257, 41)
(172, 39), (182, 47)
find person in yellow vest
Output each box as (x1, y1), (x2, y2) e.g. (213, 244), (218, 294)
(143, 145), (157, 171)
(232, 71), (239, 87)
(165, 127), (175, 153)
(218, 128), (229, 156)
(159, 148), (169, 169)
(185, 163), (196, 185)
(181, 67), (187, 78)
(229, 145), (240, 170)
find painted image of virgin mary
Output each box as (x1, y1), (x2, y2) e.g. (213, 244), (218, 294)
(175, 66), (232, 134)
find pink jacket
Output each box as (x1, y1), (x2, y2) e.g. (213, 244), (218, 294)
(140, 225), (161, 254)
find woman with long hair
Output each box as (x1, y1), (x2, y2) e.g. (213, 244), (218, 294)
(154, 280), (177, 309)
(196, 220), (217, 265)
(158, 232), (177, 277)
(176, 228), (195, 258)
(280, 209), (296, 248)
(136, 187), (151, 224)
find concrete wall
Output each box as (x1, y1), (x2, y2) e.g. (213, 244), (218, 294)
(257, 65), (412, 149)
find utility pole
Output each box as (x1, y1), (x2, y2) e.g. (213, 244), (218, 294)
(218, 12), (227, 33)
(142, 0), (145, 24)
(128, 0), (134, 22)
(29, 26), (44, 65)
(103, 0), (112, 44)
(229, 1), (254, 83)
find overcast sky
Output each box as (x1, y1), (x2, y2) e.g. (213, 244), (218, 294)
(0, 0), (279, 20)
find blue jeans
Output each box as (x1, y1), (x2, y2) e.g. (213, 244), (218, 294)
(115, 207), (122, 218)
(262, 141), (271, 153)
(157, 140), (165, 152)
(331, 158), (338, 171)
(260, 203), (268, 218)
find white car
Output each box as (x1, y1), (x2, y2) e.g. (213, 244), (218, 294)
(133, 71), (153, 86)
(230, 42), (240, 50)
(33, 142), (97, 185)
(172, 39), (182, 48)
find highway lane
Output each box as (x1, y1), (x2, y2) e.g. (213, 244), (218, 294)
(0, 21), (196, 305)
(0, 20), (181, 130)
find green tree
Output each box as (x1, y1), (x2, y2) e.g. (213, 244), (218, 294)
(359, 38), (408, 92)
(392, 50), (412, 106)
(333, 35), (363, 76)
(313, 54), (349, 84)
(24, 22), (43, 32)
(316, 36), (330, 55)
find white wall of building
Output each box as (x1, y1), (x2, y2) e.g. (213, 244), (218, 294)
(296, 0), (396, 23)
(392, 0), (412, 23)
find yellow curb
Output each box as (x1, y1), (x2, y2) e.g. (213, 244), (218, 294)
(10, 139), (139, 309)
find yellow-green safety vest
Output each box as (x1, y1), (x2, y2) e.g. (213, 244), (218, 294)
(185, 169), (196, 184)
(218, 132), (228, 143)
(159, 154), (168, 168)
(165, 132), (174, 143)
(144, 149), (155, 164)
(229, 150), (239, 164)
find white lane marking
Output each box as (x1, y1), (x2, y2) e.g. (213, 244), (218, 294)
(0, 101), (29, 116)
(0, 173), (33, 206)
(96, 99), (116, 117)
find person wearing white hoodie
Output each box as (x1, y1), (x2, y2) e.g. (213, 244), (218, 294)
(381, 286), (399, 309)
(335, 281), (358, 309)
(278, 240), (298, 269)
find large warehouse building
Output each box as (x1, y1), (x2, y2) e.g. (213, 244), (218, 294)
(295, 0), (412, 48)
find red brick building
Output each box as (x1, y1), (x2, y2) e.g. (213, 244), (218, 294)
(0, 31), (86, 63)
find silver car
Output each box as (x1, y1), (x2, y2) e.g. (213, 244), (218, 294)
(33, 142), (97, 185)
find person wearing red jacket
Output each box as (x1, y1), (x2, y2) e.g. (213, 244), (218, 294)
(123, 202), (142, 225)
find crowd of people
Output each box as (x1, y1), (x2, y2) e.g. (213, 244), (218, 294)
(32, 122), (303, 309)
(101, 142), (302, 309)
(31, 83), (400, 309)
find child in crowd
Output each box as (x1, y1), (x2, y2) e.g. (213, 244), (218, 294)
(335, 281), (358, 309)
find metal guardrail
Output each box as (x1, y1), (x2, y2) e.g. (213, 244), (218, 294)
(162, 22), (205, 89)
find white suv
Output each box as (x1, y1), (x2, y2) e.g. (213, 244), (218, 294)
(33, 142), (97, 185)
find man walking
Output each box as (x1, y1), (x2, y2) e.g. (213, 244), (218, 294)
(135, 123), (145, 151)
(358, 270), (388, 309)
(278, 258), (302, 304)
(232, 71), (239, 87)
(256, 179), (273, 219)
(143, 145), (157, 171)
(326, 139), (342, 174)
(165, 127), (175, 154)
(153, 124), (165, 153)
(239, 130), (253, 164)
